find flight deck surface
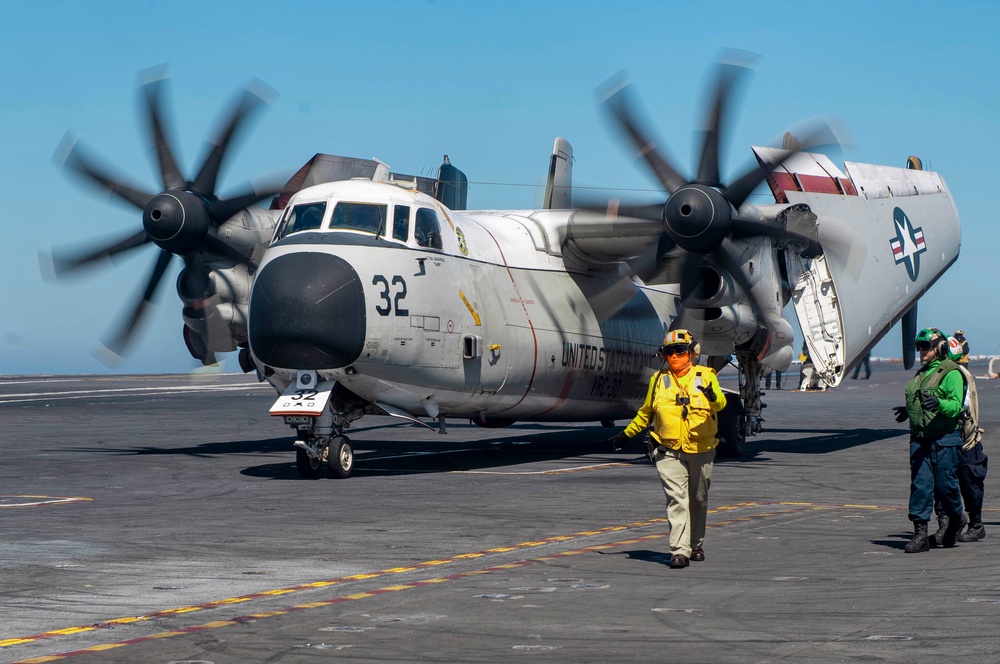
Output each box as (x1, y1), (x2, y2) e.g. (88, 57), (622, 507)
(1, 364), (998, 663)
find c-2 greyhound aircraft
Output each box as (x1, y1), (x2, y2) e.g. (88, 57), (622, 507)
(46, 61), (960, 478)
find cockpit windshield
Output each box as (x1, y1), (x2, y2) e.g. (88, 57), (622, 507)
(331, 202), (388, 235)
(275, 202), (326, 240)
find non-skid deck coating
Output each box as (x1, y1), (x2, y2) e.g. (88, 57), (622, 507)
(1, 364), (998, 663)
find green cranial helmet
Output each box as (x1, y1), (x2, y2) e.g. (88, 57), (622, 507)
(915, 328), (947, 358)
(915, 328), (942, 344)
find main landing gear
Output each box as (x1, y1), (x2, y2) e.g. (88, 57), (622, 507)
(294, 435), (354, 479)
(711, 349), (765, 460)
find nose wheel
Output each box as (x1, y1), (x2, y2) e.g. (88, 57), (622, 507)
(294, 436), (354, 479)
(328, 436), (354, 479)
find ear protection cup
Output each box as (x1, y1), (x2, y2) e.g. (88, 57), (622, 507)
(931, 328), (948, 359)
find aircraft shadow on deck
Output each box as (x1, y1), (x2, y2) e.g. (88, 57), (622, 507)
(240, 425), (638, 480)
(67, 423), (907, 476)
(73, 437), (293, 457)
(742, 427), (906, 460)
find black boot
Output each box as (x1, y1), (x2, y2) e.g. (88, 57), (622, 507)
(958, 514), (986, 542)
(904, 521), (930, 553)
(941, 513), (967, 548)
(928, 513), (949, 546)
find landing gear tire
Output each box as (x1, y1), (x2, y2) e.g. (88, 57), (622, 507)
(328, 436), (354, 479)
(296, 446), (326, 479)
(716, 397), (746, 459)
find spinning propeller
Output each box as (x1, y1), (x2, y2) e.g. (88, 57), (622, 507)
(591, 56), (840, 341)
(44, 70), (282, 364)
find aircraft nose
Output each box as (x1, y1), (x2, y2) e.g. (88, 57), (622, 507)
(249, 252), (366, 370)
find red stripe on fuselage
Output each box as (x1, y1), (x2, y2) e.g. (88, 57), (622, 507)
(478, 225), (538, 411)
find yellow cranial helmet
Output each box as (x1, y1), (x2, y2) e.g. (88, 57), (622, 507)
(658, 329), (700, 358)
(663, 329), (694, 346)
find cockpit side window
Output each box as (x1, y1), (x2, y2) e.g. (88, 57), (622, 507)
(414, 207), (443, 250)
(331, 202), (387, 235)
(275, 202), (327, 240)
(392, 205), (410, 242)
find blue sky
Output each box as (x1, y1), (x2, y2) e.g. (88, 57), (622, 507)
(2, 0), (998, 374)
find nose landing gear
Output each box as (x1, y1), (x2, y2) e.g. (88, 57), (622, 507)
(294, 435), (354, 479)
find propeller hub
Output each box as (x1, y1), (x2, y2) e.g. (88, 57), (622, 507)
(143, 191), (211, 256)
(664, 185), (732, 254)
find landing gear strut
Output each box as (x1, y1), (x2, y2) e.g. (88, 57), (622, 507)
(713, 349), (766, 459)
(295, 441), (327, 479)
(735, 348), (765, 436)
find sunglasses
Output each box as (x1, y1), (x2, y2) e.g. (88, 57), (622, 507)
(915, 340), (934, 351)
(661, 345), (690, 356)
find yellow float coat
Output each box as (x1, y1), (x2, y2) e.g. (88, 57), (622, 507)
(623, 366), (727, 453)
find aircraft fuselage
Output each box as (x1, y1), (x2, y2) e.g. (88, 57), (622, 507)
(248, 179), (678, 423)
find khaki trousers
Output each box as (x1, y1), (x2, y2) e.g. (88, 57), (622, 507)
(655, 447), (715, 557)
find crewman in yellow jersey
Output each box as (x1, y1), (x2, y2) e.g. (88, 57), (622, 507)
(610, 329), (727, 568)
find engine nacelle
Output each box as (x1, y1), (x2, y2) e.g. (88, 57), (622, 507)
(561, 209), (663, 266)
(178, 206), (279, 363)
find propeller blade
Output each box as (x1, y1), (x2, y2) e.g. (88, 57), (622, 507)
(600, 81), (688, 195)
(94, 249), (173, 364)
(673, 251), (706, 329)
(206, 183), (285, 223)
(52, 73), (283, 366)
(713, 239), (770, 325)
(627, 231), (677, 283)
(203, 233), (255, 267)
(730, 217), (823, 258)
(193, 82), (274, 196)
(178, 253), (215, 300)
(695, 61), (749, 187)
(140, 73), (186, 191)
(572, 196), (667, 224)
(722, 120), (846, 209)
(200, 349), (218, 367)
(41, 229), (151, 279)
(57, 136), (155, 210)
(179, 254), (219, 366)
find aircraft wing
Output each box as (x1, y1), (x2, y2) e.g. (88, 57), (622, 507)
(753, 146), (960, 386)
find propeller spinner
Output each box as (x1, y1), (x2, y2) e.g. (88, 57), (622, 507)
(46, 72), (282, 364)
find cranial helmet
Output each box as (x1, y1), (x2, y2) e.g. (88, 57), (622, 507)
(947, 336), (965, 362)
(658, 328), (701, 359)
(953, 329), (969, 356)
(915, 327), (948, 359)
